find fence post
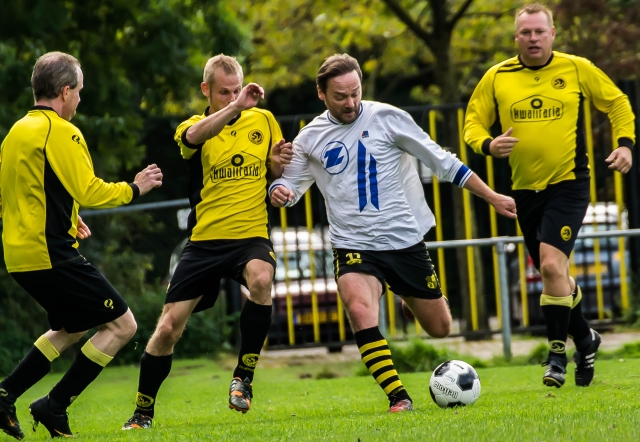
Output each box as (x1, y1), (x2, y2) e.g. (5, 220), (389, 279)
(496, 239), (512, 361)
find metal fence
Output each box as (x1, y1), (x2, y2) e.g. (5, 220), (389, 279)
(80, 102), (640, 351)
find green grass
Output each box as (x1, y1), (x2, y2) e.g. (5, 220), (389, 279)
(10, 357), (640, 441)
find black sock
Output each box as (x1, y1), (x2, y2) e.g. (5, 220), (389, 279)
(48, 353), (104, 413)
(355, 326), (410, 402)
(0, 346), (52, 400)
(540, 294), (572, 358)
(233, 300), (272, 382)
(568, 286), (592, 350)
(134, 352), (173, 418)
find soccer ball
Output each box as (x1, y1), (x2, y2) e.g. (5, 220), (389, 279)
(429, 360), (481, 408)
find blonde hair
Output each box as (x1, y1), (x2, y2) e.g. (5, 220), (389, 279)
(515, 3), (554, 28)
(203, 54), (243, 85)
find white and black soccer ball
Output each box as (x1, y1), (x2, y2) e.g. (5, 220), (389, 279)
(429, 360), (481, 408)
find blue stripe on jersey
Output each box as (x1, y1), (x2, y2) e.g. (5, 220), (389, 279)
(369, 154), (379, 209)
(358, 141), (367, 211)
(452, 164), (471, 187)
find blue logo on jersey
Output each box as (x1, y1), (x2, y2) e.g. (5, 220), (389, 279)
(358, 141), (379, 211)
(321, 141), (349, 175)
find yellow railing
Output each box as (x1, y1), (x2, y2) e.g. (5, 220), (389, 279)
(273, 102), (629, 346)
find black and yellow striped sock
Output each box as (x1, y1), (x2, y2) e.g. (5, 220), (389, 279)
(354, 327), (410, 401)
(540, 294), (572, 357)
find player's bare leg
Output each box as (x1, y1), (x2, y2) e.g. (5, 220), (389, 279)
(123, 298), (201, 430)
(400, 297), (451, 339)
(339, 273), (413, 412)
(228, 259), (274, 413)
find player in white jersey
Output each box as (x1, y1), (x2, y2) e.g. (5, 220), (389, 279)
(270, 54), (516, 412)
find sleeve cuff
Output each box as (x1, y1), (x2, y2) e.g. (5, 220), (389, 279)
(129, 183), (140, 200)
(618, 137), (634, 150)
(481, 138), (492, 156)
(181, 127), (205, 150)
(452, 164), (473, 188)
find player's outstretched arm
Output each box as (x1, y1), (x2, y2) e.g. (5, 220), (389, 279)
(463, 174), (517, 219)
(133, 164), (163, 196)
(186, 83), (265, 145)
(268, 138), (293, 180)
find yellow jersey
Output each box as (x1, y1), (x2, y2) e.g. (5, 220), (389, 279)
(464, 52), (635, 191)
(175, 107), (283, 241)
(0, 106), (136, 272)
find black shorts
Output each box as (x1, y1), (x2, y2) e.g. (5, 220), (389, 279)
(10, 257), (129, 333)
(513, 179), (590, 269)
(166, 237), (276, 313)
(332, 242), (442, 299)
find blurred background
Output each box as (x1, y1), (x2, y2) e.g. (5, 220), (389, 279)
(1, 0), (639, 372)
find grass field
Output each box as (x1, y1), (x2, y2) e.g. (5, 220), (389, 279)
(8, 356), (640, 441)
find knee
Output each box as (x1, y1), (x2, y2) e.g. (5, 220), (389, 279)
(155, 315), (183, 345)
(429, 316), (451, 339)
(252, 271), (273, 293)
(116, 311), (137, 342)
(249, 271), (273, 303)
(539, 259), (564, 281)
(345, 299), (374, 323)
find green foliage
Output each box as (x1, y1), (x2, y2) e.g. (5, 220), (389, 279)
(12, 358), (640, 441)
(0, 0), (245, 369)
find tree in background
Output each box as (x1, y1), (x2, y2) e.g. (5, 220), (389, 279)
(238, 0), (528, 332)
(0, 0), (244, 372)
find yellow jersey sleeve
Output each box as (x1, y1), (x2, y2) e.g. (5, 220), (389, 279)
(464, 66), (499, 155)
(175, 115), (206, 160)
(46, 125), (133, 209)
(575, 56), (635, 148)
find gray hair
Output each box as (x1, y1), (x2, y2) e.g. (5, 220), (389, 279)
(31, 52), (81, 101)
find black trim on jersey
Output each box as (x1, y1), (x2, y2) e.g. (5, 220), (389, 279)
(572, 93), (590, 179)
(518, 52), (554, 70)
(481, 138), (492, 155)
(181, 128), (205, 150)
(185, 150), (205, 236)
(227, 112), (242, 126)
(618, 137), (634, 150)
(42, 118), (79, 265)
(128, 183), (140, 199)
(31, 105), (57, 112)
(497, 66), (526, 73)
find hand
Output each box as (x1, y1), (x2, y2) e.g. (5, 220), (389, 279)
(76, 216), (91, 239)
(270, 185), (294, 207)
(134, 164), (163, 196)
(232, 83), (265, 112)
(271, 139), (293, 166)
(605, 146), (632, 174)
(489, 127), (519, 158)
(489, 192), (517, 219)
